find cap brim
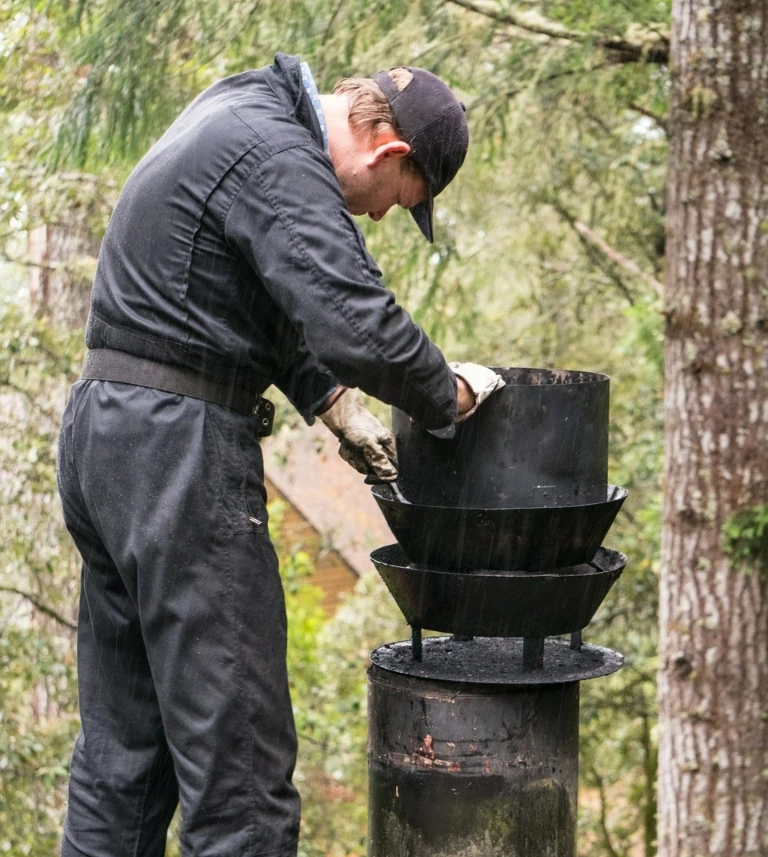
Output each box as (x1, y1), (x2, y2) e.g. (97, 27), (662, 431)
(410, 193), (434, 243)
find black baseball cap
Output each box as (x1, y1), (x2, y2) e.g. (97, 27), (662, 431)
(372, 67), (469, 243)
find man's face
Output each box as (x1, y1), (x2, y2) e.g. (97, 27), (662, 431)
(335, 139), (428, 223)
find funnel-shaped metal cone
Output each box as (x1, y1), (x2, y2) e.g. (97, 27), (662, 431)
(371, 544), (626, 638)
(371, 485), (627, 571)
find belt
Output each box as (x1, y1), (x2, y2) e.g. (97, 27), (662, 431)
(81, 349), (274, 433)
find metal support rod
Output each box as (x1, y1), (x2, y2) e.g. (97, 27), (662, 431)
(411, 625), (422, 662)
(570, 630), (583, 651)
(523, 636), (545, 670)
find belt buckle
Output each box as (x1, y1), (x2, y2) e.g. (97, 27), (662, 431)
(253, 397), (274, 437)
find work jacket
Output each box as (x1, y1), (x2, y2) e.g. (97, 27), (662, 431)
(86, 52), (458, 429)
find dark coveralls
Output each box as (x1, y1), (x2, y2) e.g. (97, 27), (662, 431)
(57, 53), (458, 857)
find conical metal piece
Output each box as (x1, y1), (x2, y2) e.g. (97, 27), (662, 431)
(371, 484), (627, 571)
(370, 544), (626, 638)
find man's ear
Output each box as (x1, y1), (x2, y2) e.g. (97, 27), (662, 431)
(369, 139), (411, 167)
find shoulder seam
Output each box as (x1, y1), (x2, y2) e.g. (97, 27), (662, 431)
(220, 141), (327, 229)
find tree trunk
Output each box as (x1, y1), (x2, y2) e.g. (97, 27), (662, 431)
(27, 222), (98, 328)
(659, 2), (768, 856)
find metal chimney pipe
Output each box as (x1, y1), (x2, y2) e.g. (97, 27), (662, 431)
(367, 637), (623, 857)
(367, 366), (626, 856)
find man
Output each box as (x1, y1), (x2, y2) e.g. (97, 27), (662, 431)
(57, 52), (502, 857)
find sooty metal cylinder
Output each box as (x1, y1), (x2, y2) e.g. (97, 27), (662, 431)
(368, 665), (580, 857)
(393, 367), (609, 509)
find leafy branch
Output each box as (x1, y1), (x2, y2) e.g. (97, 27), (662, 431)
(0, 586), (77, 631)
(0, 251), (59, 272)
(629, 101), (668, 133)
(572, 221), (664, 300)
(589, 764), (628, 857)
(551, 203), (663, 302)
(445, 0), (669, 63)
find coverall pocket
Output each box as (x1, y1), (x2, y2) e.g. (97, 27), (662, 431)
(208, 405), (269, 535)
(235, 416), (269, 535)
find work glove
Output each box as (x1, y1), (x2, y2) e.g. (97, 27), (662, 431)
(318, 388), (399, 482)
(450, 362), (505, 422)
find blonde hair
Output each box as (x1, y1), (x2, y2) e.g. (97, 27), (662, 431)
(333, 67), (414, 138)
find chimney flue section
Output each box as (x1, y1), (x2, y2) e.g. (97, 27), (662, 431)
(367, 636), (623, 857)
(367, 368), (627, 856)
(368, 666), (579, 857)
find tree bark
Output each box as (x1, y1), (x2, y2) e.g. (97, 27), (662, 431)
(27, 222), (98, 328)
(659, 2), (768, 856)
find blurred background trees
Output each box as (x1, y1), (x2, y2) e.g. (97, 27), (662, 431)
(1, 1), (674, 854)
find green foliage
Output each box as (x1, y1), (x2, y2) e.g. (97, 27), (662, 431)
(0, 300), (82, 854)
(722, 505), (768, 579)
(292, 573), (406, 857)
(0, 0), (676, 853)
(256, 501), (408, 857)
(0, 627), (78, 857)
(269, 499), (329, 742)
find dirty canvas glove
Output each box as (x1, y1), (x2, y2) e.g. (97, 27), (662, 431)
(318, 388), (399, 482)
(449, 362), (505, 423)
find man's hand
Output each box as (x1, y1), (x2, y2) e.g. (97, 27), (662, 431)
(318, 388), (399, 481)
(450, 363), (505, 422)
(456, 376), (475, 414)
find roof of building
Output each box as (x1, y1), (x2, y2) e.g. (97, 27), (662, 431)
(262, 421), (394, 577)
